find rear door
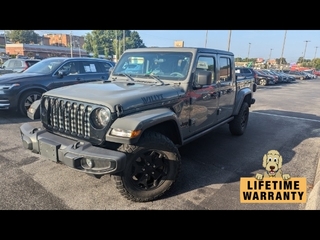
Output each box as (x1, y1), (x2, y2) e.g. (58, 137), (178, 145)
(216, 55), (236, 122)
(79, 60), (111, 82)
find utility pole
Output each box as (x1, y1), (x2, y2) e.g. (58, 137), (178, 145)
(78, 41), (81, 57)
(247, 42), (251, 61)
(314, 46), (318, 60)
(302, 40), (310, 63)
(205, 30), (208, 47)
(280, 30), (287, 66)
(115, 30), (118, 61)
(123, 30), (125, 53)
(268, 48), (273, 68)
(227, 30), (232, 51)
(70, 31), (73, 57)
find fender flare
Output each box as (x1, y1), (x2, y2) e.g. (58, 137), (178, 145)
(232, 88), (252, 115)
(105, 108), (182, 145)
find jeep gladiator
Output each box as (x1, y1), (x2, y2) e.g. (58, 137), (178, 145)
(20, 47), (256, 202)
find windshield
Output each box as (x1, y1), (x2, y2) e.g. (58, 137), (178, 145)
(112, 51), (192, 80)
(23, 58), (65, 74)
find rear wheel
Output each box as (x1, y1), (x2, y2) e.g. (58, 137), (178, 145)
(229, 102), (249, 136)
(18, 90), (42, 117)
(113, 131), (181, 202)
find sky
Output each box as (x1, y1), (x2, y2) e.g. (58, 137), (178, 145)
(33, 30), (320, 63)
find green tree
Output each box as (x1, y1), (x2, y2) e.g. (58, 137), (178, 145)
(313, 58), (320, 69)
(276, 58), (287, 64)
(6, 30), (39, 44)
(83, 30), (146, 60)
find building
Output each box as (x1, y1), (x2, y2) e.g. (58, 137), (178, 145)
(1, 32), (87, 59)
(5, 44), (88, 59)
(44, 34), (84, 48)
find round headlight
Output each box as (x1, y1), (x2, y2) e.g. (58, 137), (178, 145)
(91, 107), (111, 129)
(43, 98), (49, 110)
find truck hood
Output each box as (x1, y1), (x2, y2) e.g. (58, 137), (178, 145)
(0, 72), (44, 83)
(43, 81), (184, 112)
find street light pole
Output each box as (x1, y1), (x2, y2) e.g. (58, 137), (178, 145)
(70, 31), (73, 58)
(227, 30), (232, 51)
(280, 30), (287, 66)
(123, 30), (125, 53)
(314, 46), (318, 60)
(268, 48), (273, 68)
(247, 43), (251, 61)
(302, 40), (310, 63)
(205, 30), (208, 48)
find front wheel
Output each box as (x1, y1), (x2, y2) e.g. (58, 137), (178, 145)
(259, 78), (267, 86)
(229, 102), (249, 136)
(113, 131), (181, 202)
(18, 90), (42, 117)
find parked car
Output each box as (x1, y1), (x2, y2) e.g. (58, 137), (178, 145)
(253, 69), (276, 86)
(0, 57), (115, 116)
(235, 67), (257, 81)
(274, 69), (296, 82)
(0, 58), (41, 73)
(260, 69), (280, 83)
(287, 70), (308, 80)
(303, 70), (317, 79)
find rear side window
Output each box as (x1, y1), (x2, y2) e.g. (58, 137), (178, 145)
(13, 60), (23, 67)
(99, 61), (113, 72)
(79, 61), (99, 73)
(26, 61), (39, 67)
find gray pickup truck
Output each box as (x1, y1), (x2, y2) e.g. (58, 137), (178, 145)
(20, 47), (256, 202)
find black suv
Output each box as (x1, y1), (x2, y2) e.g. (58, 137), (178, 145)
(0, 57), (115, 116)
(235, 67), (256, 81)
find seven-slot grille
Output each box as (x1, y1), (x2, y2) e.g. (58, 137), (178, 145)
(45, 97), (92, 138)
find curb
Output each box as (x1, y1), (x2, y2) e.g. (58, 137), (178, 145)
(305, 155), (320, 210)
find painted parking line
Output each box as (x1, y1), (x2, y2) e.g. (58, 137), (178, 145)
(252, 111), (320, 123)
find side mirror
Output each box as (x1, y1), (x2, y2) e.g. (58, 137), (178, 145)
(194, 70), (212, 88)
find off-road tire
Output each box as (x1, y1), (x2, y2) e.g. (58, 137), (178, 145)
(18, 90), (42, 117)
(229, 102), (249, 136)
(112, 131), (181, 202)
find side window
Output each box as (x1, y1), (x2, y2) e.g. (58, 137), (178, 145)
(8, 60), (16, 68)
(14, 60), (23, 68)
(58, 62), (80, 75)
(79, 61), (99, 74)
(219, 57), (232, 82)
(196, 56), (215, 84)
(98, 62), (113, 72)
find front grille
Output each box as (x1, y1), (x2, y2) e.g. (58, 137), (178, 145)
(44, 97), (92, 139)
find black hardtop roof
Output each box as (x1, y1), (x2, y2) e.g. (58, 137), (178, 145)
(124, 47), (233, 56)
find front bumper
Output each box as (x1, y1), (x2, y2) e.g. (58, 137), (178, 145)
(20, 123), (127, 175)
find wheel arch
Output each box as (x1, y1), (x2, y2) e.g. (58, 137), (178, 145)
(17, 86), (47, 100)
(232, 90), (253, 115)
(106, 108), (183, 146)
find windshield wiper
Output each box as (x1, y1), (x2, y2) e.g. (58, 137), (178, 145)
(143, 74), (165, 85)
(116, 73), (135, 81)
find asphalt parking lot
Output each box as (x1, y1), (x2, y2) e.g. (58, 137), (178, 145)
(0, 79), (320, 210)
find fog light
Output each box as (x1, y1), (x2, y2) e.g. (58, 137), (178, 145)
(86, 159), (93, 168)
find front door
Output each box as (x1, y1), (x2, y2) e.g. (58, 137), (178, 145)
(188, 55), (220, 136)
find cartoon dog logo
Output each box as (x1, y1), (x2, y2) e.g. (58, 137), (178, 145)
(255, 150), (291, 180)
